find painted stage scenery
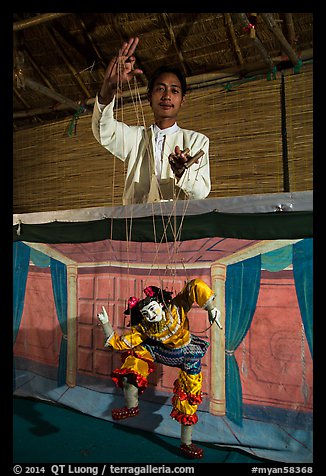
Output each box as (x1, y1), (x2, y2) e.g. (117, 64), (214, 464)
(13, 232), (313, 463)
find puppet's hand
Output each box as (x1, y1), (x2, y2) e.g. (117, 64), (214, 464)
(207, 308), (223, 329)
(98, 305), (109, 324)
(97, 306), (114, 338)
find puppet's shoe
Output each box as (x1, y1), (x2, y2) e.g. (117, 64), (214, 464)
(180, 443), (204, 459)
(111, 406), (139, 420)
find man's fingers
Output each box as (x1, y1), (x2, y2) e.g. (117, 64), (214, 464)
(118, 42), (128, 57)
(127, 37), (139, 56)
(120, 37), (139, 58)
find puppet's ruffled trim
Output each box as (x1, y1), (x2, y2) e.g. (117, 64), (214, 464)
(111, 351), (155, 393)
(111, 368), (148, 392)
(173, 379), (203, 405)
(170, 407), (198, 425)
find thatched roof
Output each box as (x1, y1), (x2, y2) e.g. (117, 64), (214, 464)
(13, 12), (313, 130)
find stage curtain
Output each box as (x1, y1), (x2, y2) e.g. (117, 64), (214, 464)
(50, 258), (68, 386)
(293, 239), (313, 357)
(261, 244), (292, 271)
(30, 248), (51, 268)
(225, 255), (261, 425)
(13, 242), (31, 389)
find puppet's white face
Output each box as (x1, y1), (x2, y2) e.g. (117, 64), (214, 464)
(140, 300), (165, 323)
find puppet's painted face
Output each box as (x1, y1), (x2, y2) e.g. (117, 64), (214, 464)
(140, 300), (164, 323)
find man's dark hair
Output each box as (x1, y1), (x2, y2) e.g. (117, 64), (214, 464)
(147, 65), (187, 97)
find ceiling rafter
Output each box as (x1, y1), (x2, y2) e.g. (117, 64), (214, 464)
(77, 14), (106, 78)
(22, 77), (82, 112)
(13, 88), (43, 124)
(13, 13), (72, 32)
(13, 46), (313, 121)
(224, 13), (244, 70)
(161, 13), (190, 77)
(23, 46), (55, 91)
(20, 49), (56, 123)
(12, 13), (313, 129)
(13, 102), (79, 119)
(109, 15), (148, 88)
(14, 86), (31, 109)
(235, 13), (274, 70)
(284, 13), (297, 48)
(45, 24), (92, 99)
(260, 13), (299, 66)
(50, 20), (101, 76)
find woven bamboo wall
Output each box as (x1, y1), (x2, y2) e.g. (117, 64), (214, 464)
(13, 64), (312, 214)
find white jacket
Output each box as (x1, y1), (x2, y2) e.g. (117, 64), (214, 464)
(92, 95), (211, 205)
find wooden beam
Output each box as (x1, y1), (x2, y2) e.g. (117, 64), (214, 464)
(45, 25), (92, 98)
(13, 103), (80, 119)
(14, 86), (31, 109)
(260, 13), (299, 66)
(13, 87), (43, 123)
(110, 15), (148, 88)
(13, 13), (72, 32)
(161, 13), (190, 76)
(224, 13), (244, 68)
(23, 77), (81, 111)
(76, 14), (106, 76)
(23, 46), (55, 91)
(236, 13), (274, 70)
(14, 48), (312, 119)
(284, 13), (296, 48)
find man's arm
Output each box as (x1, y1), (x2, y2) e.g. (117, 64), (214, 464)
(92, 37), (143, 157)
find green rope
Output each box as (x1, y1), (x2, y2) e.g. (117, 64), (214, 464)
(293, 58), (303, 74)
(67, 105), (85, 137)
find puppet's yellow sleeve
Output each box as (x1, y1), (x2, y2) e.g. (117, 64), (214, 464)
(104, 326), (145, 350)
(181, 278), (215, 309)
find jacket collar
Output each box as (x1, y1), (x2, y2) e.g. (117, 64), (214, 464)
(151, 123), (180, 137)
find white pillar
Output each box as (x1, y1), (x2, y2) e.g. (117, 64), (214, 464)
(66, 264), (78, 387)
(209, 262), (227, 415)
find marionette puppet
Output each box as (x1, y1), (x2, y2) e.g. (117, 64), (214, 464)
(97, 278), (222, 459)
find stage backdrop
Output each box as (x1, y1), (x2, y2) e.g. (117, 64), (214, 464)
(13, 195), (313, 463)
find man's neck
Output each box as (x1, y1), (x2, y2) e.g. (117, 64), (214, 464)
(154, 119), (177, 130)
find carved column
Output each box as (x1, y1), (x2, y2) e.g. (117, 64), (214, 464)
(66, 264), (78, 387)
(210, 262), (227, 415)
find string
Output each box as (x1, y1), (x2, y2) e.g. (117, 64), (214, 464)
(126, 75), (181, 291)
(125, 74), (197, 294)
(105, 51), (201, 340)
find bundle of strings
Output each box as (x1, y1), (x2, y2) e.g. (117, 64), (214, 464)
(110, 59), (195, 296)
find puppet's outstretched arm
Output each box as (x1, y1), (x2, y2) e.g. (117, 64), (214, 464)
(203, 299), (223, 329)
(183, 279), (223, 329)
(97, 306), (114, 339)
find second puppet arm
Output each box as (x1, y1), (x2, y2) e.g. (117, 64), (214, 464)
(97, 306), (114, 339)
(203, 298), (223, 329)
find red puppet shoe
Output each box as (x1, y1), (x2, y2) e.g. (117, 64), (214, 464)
(111, 406), (139, 420)
(180, 443), (204, 459)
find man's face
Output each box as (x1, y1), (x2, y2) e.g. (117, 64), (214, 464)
(140, 300), (165, 323)
(149, 72), (184, 124)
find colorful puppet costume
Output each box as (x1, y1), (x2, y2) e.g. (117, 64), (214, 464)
(104, 278), (214, 426)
